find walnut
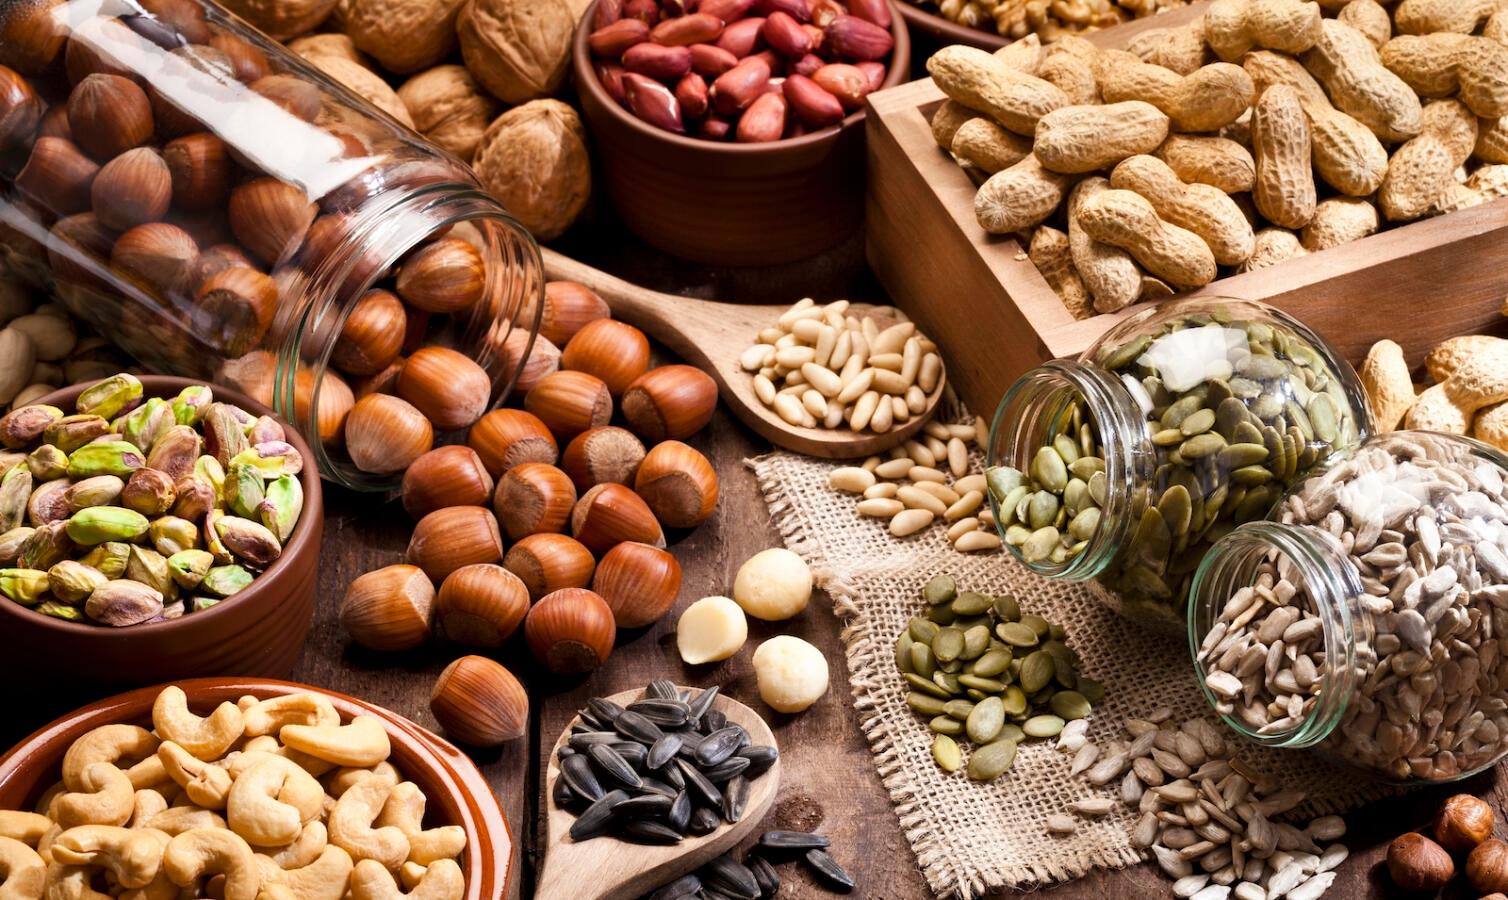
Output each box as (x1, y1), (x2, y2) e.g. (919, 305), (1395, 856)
(215, 0), (336, 41)
(456, 0), (573, 104)
(304, 55), (414, 128)
(396, 66), (502, 163)
(342, 0), (466, 74)
(472, 99), (590, 242)
(286, 33), (373, 69)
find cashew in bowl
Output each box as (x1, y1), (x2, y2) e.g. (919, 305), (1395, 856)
(226, 756), (324, 847)
(0, 836), (45, 899)
(162, 827), (259, 900)
(256, 844), (353, 900)
(374, 783), (466, 866)
(60, 728), (159, 794)
(240, 694), (341, 737)
(0, 812), (52, 846)
(155, 743), (231, 811)
(152, 688), (243, 762)
(351, 857), (463, 900)
(280, 716), (391, 768)
(50, 825), (161, 889)
(328, 779), (409, 869)
(52, 764), (133, 830)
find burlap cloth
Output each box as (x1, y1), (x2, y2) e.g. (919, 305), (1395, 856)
(748, 412), (1400, 899)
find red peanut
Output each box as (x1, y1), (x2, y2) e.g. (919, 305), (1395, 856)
(589, 19), (650, 58)
(810, 0), (846, 26)
(593, 0), (623, 28)
(762, 11), (811, 57)
(856, 60), (886, 92)
(689, 43), (739, 76)
(698, 112), (733, 139)
(699, 0), (756, 18)
(651, 11), (724, 45)
(623, 72), (685, 133)
(783, 72), (845, 127)
(755, 0), (812, 21)
(791, 52), (824, 77)
(845, 0), (889, 27)
(709, 55), (770, 115)
(822, 14), (891, 60)
(715, 17), (765, 56)
(811, 62), (867, 110)
(624, 0), (660, 24)
(623, 42), (693, 79)
(596, 61), (628, 104)
(737, 91), (787, 142)
(675, 71), (709, 119)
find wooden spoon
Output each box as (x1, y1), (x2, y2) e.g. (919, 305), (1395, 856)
(535, 686), (782, 900)
(542, 248), (946, 459)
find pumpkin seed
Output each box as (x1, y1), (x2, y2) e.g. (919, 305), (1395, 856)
(1020, 614), (1050, 636)
(966, 738), (1018, 780)
(923, 573), (956, 605)
(972, 648), (1012, 676)
(952, 589), (993, 615)
(932, 626), (964, 662)
(1050, 690), (1091, 720)
(966, 696), (1005, 743)
(942, 698), (975, 720)
(998, 622), (1038, 647)
(1023, 714), (1066, 738)
(933, 734), (962, 772)
(1020, 650), (1055, 693)
(993, 593), (1020, 621)
(930, 715), (963, 735)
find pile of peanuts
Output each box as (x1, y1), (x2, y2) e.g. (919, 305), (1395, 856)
(926, 0), (1186, 43)
(0, 685), (466, 900)
(1359, 326), (1508, 453)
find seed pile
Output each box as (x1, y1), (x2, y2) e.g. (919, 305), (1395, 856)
(990, 313), (1362, 623)
(742, 298), (943, 434)
(640, 829), (853, 899)
(897, 575), (1103, 781)
(554, 681), (778, 845)
(830, 418), (1000, 550)
(1058, 711), (1349, 900)
(0, 374), (304, 625)
(1198, 432), (1508, 782)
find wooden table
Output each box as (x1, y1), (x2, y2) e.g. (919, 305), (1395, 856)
(10, 230), (1508, 900)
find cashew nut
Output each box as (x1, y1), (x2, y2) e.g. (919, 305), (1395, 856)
(142, 808), (227, 837)
(50, 827), (160, 890)
(279, 717), (389, 768)
(41, 863), (111, 900)
(163, 828), (260, 900)
(376, 785), (465, 866)
(349, 858), (462, 900)
(153, 687), (245, 762)
(156, 743), (232, 812)
(232, 739), (336, 780)
(327, 779), (408, 869)
(398, 862), (426, 891)
(241, 695), (339, 738)
(60, 727), (159, 793)
(322, 763), (398, 800)
(0, 814), (52, 848)
(255, 845), (351, 900)
(128, 792), (169, 830)
(264, 823), (326, 871)
(53, 764), (133, 830)
(226, 758), (324, 848)
(0, 836), (45, 900)
(116, 830), (175, 900)
(33, 828), (59, 867)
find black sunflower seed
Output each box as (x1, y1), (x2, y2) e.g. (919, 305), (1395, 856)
(702, 855), (759, 900)
(688, 805), (721, 835)
(648, 734), (682, 769)
(560, 752), (604, 802)
(568, 731), (622, 752)
(758, 830), (830, 852)
(587, 697), (624, 722)
(721, 775), (748, 823)
(703, 756), (750, 783)
(647, 678), (679, 700)
(694, 727), (743, 767)
(611, 741), (648, 769)
(619, 819), (682, 845)
(668, 790), (692, 833)
(550, 776), (575, 808)
(660, 761), (686, 790)
(638, 776), (678, 798)
(576, 710), (606, 731)
(676, 731), (705, 760)
(627, 698), (693, 728)
(804, 849), (854, 892)
(677, 757), (722, 808)
(647, 873), (700, 900)
(568, 789), (627, 841)
(615, 709), (665, 744)
(611, 793), (673, 819)
(588, 743), (643, 791)
(736, 745), (778, 778)
(745, 855), (779, 897)
(687, 685), (719, 721)
(700, 708), (727, 734)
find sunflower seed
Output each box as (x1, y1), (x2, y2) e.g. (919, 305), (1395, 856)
(703, 856), (760, 899)
(615, 710), (665, 744)
(648, 734), (682, 770)
(569, 789), (629, 841)
(668, 791), (692, 833)
(620, 820), (682, 845)
(560, 753), (604, 802)
(746, 855), (779, 896)
(722, 775), (749, 822)
(759, 830), (831, 851)
(688, 805), (721, 835)
(588, 744), (642, 791)
(648, 874), (701, 900)
(696, 727), (745, 767)
(804, 849), (855, 891)
(612, 794), (673, 818)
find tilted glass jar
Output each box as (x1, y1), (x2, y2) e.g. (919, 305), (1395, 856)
(1189, 431), (1508, 783)
(0, 0), (543, 489)
(985, 298), (1370, 631)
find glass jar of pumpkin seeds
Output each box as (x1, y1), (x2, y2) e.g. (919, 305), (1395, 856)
(985, 298), (1370, 631)
(1188, 431), (1508, 783)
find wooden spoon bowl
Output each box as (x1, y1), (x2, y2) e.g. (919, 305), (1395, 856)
(542, 248), (947, 459)
(536, 686), (782, 900)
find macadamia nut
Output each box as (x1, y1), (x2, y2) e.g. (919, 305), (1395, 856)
(752, 635), (829, 713)
(732, 548), (813, 621)
(675, 596), (747, 665)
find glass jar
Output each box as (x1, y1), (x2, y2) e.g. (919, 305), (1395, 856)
(985, 297), (1370, 630)
(1189, 431), (1508, 782)
(0, 0), (543, 489)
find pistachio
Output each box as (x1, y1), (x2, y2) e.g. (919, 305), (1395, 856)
(259, 474), (302, 543)
(63, 475), (126, 512)
(0, 404), (63, 448)
(231, 441), (302, 479)
(25, 444), (68, 481)
(200, 564), (253, 597)
(36, 600), (85, 621)
(117, 397), (174, 452)
(121, 468), (176, 517)
(214, 514), (280, 568)
(246, 415), (284, 445)
(148, 516), (200, 556)
(47, 559), (106, 604)
(17, 521), (74, 570)
(167, 549), (214, 590)
(65, 506), (151, 545)
(76, 373), (143, 420)
(194, 455), (225, 498)
(203, 403), (249, 467)
(44, 414), (110, 453)
(202, 508), (232, 564)
(125, 545), (178, 599)
(188, 595), (219, 612)
(224, 461), (265, 520)
(0, 463), (30, 531)
(79, 542), (130, 579)
(26, 479), (71, 526)
(170, 473), (217, 523)
(0, 527), (34, 566)
(145, 426), (202, 482)
(85, 579), (164, 626)
(66, 441), (145, 479)
(171, 385), (213, 426)
(0, 568), (50, 606)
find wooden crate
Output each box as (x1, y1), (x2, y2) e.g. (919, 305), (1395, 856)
(864, 7), (1508, 421)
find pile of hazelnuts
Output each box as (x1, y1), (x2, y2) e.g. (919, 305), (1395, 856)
(1387, 793), (1508, 896)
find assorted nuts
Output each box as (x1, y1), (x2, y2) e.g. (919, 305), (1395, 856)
(0, 374), (305, 626)
(586, 0), (896, 141)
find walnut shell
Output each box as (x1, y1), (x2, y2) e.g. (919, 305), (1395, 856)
(304, 55), (414, 128)
(215, 0), (336, 41)
(473, 99), (590, 242)
(397, 65), (502, 163)
(343, 0), (466, 74)
(286, 33), (372, 69)
(457, 0), (573, 104)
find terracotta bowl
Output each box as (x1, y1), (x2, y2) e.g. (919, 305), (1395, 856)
(573, 1), (911, 266)
(0, 375), (323, 689)
(0, 678), (514, 899)
(894, 2), (1008, 50)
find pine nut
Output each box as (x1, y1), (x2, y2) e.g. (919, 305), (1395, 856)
(870, 396), (893, 433)
(904, 440), (936, 468)
(869, 352), (904, 372)
(900, 336), (922, 385)
(908, 466), (948, 484)
(801, 363), (842, 398)
(896, 485), (948, 517)
(825, 299), (850, 317)
(862, 316), (880, 347)
(860, 455), (882, 472)
(753, 375), (776, 406)
(872, 321), (915, 355)
(775, 333), (798, 349)
(913, 480), (961, 506)
(823, 404), (844, 428)
(947, 438), (969, 478)
(891, 395), (909, 423)
(872, 368), (911, 395)
(889, 508), (934, 536)
(888, 446), (909, 460)
(906, 385), (927, 415)
(864, 482), (898, 499)
(829, 467), (875, 493)
(740, 344), (768, 371)
(777, 299), (820, 329)
(924, 434), (948, 461)
(924, 421), (952, 440)
(955, 531), (1002, 552)
(874, 458), (912, 479)
(947, 517), (981, 541)
(801, 389), (827, 418)
(775, 346), (815, 368)
(978, 507), (995, 527)
(849, 391), (880, 432)
(757, 327), (783, 344)
(918, 352), (943, 393)
(773, 393), (804, 426)
(848, 332), (868, 361)
(813, 326), (837, 369)
(792, 318), (824, 343)
(824, 310), (846, 331)
(946, 490), (984, 521)
(955, 474), (987, 495)
(857, 498), (904, 518)
(949, 424), (977, 442)
(836, 367), (872, 404)
(783, 369), (806, 387)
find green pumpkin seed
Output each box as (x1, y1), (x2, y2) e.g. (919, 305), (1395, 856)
(972, 648), (1012, 677)
(933, 734), (962, 772)
(992, 593), (1020, 621)
(1308, 393), (1338, 442)
(1048, 623), (1067, 641)
(998, 724), (1026, 744)
(895, 632), (914, 674)
(966, 738), (1017, 781)
(1219, 442), (1270, 468)
(910, 642), (936, 678)
(997, 622), (1038, 647)
(923, 574), (957, 606)
(966, 696), (1005, 744)
(1076, 677), (1105, 703)
(957, 674), (1006, 693)
(905, 673), (949, 699)
(908, 618), (939, 644)
(939, 658), (962, 674)
(1001, 685), (1028, 717)
(1020, 650), (1055, 693)
(1152, 428), (1185, 447)
(997, 486), (1030, 527)
(1027, 491), (1060, 530)
(1178, 407), (1216, 437)
(1179, 432), (1227, 459)
(1022, 714), (1066, 738)
(1031, 446), (1069, 492)
(1158, 485), (1192, 537)
(907, 692), (947, 716)
(1231, 465), (1273, 486)
(960, 625), (991, 660)
(943, 699), (976, 720)
(925, 602), (957, 624)
(932, 672), (961, 694)
(1019, 614), (1050, 637)
(1049, 690), (1091, 720)
(933, 627), (964, 662)
(1068, 456), (1104, 479)
(951, 590), (993, 615)
(930, 716), (963, 735)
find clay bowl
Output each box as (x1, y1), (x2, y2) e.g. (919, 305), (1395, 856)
(894, 2), (1008, 50)
(0, 375), (323, 689)
(573, 1), (910, 266)
(0, 678), (514, 900)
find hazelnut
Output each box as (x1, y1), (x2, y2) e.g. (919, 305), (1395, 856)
(402, 445), (494, 520)
(344, 393), (434, 475)
(538, 281), (610, 347)
(111, 222), (200, 299)
(298, 213), (389, 298)
(468, 408), (558, 478)
(228, 178), (317, 267)
(37, 105), (70, 141)
(524, 587), (615, 673)
(163, 133), (233, 211)
(1436, 793), (1495, 852)
(501, 329), (559, 395)
(560, 319), (650, 399)
(435, 563), (529, 648)
(492, 462), (577, 541)
(592, 540), (680, 629)
(249, 74), (323, 122)
(136, 0), (212, 46)
(570, 482), (665, 556)
(406, 505), (504, 583)
(635, 440), (718, 529)
(503, 532), (595, 602)
(0, 64), (42, 154)
(194, 243), (256, 286)
(620, 364), (718, 443)
(91, 147), (172, 232)
(560, 426), (645, 494)
(64, 18), (143, 85)
(394, 238), (485, 314)
(524, 370), (613, 443)
(1387, 832), (1454, 892)
(164, 207), (232, 249)
(395, 65), (500, 163)
(0, 0), (67, 75)
(209, 33), (273, 82)
(16, 136), (100, 216)
(194, 266), (278, 356)
(67, 74), (153, 161)
(150, 46), (235, 139)
(352, 357), (405, 401)
(340, 563), (435, 651)
(430, 655), (528, 746)
(1470, 838), (1508, 894)
(46, 212), (114, 287)
(397, 346), (492, 432)
(331, 288), (405, 376)
(293, 364), (355, 446)
(215, 0), (338, 41)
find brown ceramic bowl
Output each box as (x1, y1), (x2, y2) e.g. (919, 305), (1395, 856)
(574, 1), (910, 266)
(0, 678), (513, 899)
(0, 376), (323, 689)
(894, 2), (1008, 50)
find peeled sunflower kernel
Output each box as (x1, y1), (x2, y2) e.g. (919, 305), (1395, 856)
(675, 595), (748, 665)
(752, 635), (829, 714)
(732, 547), (813, 621)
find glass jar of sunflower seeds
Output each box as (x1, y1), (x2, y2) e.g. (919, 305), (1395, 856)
(985, 298), (1370, 632)
(1189, 431), (1508, 782)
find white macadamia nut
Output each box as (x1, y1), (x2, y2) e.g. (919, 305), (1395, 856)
(752, 635), (829, 713)
(675, 596), (748, 665)
(732, 548), (813, 621)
